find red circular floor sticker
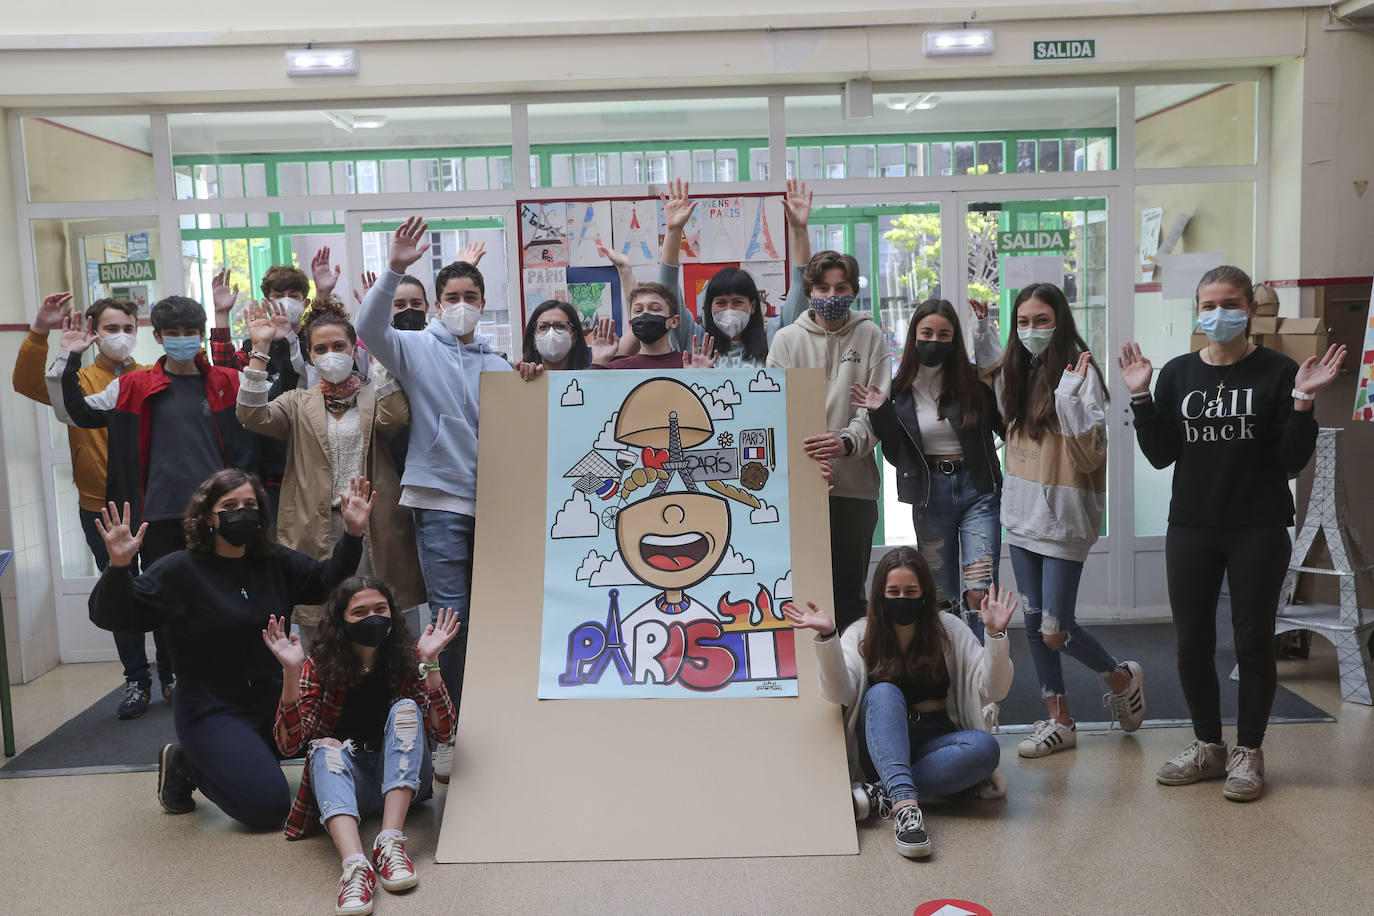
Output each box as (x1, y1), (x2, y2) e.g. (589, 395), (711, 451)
(913, 902), (993, 916)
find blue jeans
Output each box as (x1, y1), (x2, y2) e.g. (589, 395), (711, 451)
(857, 682), (1000, 804)
(310, 699), (434, 826)
(80, 508), (173, 687)
(411, 508), (475, 720)
(913, 468), (1001, 638)
(1009, 544), (1119, 699)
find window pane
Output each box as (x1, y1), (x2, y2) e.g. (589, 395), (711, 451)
(823, 146), (846, 179)
(1016, 141), (1036, 173)
(1063, 139), (1084, 171)
(1135, 82), (1257, 168)
(380, 159), (411, 193)
(908, 144), (928, 177)
(23, 116), (156, 203)
(646, 154), (668, 184)
(798, 146), (822, 180)
(953, 142), (975, 175)
(716, 149), (738, 182)
(877, 144), (905, 177)
(848, 145), (877, 179)
(692, 149), (715, 183)
(622, 151), (645, 184)
(550, 154), (574, 187)
(931, 143), (952, 176)
(1039, 140), (1061, 172)
(977, 141), (1004, 174)
(669, 150), (691, 180)
(750, 148), (770, 181)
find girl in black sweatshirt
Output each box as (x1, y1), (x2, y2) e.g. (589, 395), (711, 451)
(1120, 265), (1344, 803)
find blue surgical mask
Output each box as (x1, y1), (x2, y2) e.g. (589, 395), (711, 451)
(162, 335), (202, 362)
(1017, 328), (1055, 357)
(1195, 307), (1249, 344)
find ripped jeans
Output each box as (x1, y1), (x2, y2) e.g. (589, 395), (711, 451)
(309, 699), (434, 826)
(913, 467), (1001, 634)
(1009, 545), (1119, 699)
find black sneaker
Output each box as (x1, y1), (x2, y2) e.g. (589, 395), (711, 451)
(892, 803), (932, 859)
(161, 677), (176, 704)
(117, 680), (151, 720)
(157, 743), (196, 814)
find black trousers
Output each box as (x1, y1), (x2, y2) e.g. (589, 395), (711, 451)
(1165, 523), (1291, 749)
(829, 496), (879, 632)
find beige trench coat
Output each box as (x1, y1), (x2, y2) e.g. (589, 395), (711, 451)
(237, 383), (425, 621)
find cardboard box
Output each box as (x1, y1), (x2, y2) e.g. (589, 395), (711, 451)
(1254, 301), (1280, 317)
(1275, 333), (1328, 363)
(1190, 332), (1208, 352)
(1279, 317), (1324, 335)
(1250, 316), (1281, 335)
(1255, 333), (1282, 351)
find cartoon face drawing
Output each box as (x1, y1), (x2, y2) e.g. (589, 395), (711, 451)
(616, 492), (731, 591)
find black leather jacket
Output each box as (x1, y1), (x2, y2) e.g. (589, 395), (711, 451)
(870, 382), (1004, 508)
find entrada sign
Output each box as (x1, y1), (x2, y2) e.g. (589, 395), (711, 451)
(998, 230), (1068, 253)
(98, 259), (156, 283)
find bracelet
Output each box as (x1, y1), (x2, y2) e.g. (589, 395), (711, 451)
(1129, 391), (1152, 403)
(987, 630), (1007, 640)
(250, 350), (271, 362)
(1291, 388), (1315, 402)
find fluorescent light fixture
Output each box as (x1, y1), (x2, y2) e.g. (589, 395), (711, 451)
(351, 115), (387, 129)
(322, 111), (387, 132)
(923, 29), (994, 57)
(913, 93), (940, 111)
(286, 48), (359, 77)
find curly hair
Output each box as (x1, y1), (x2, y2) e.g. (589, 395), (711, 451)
(308, 576), (418, 695)
(183, 468), (277, 557)
(300, 296), (357, 351)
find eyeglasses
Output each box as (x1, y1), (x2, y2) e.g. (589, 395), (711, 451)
(536, 321), (572, 333)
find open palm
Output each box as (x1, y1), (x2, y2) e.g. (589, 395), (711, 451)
(388, 216), (432, 274)
(417, 607), (462, 663)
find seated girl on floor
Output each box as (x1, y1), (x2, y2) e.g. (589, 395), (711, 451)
(263, 575), (460, 916)
(784, 546), (1016, 860)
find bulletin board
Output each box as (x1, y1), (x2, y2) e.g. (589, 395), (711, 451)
(516, 192), (791, 331)
(436, 368), (856, 863)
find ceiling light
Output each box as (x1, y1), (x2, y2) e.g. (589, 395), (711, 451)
(286, 48), (359, 77)
(923, 29), (994, 57)
(321, 110), (356, 131)
(351, 115), (387, 129)
(913, 94), (940, 111)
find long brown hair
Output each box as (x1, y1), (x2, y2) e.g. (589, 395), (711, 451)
(862, 547), (949, 683)
(309, 576), (417, 696)
(183, 468), (276, 557)
(998, 282), (1105, 440)
(891, 299), (986, 430)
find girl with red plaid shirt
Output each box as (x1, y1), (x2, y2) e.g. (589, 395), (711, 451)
(264, 576), (459, 916)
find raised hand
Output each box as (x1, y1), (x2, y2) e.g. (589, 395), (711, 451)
(782, 600), (837, 637)
(1117, 342), (1154, 395)
(684, 333), (716, 369)
(588, 317), (620, 366)
(352, 270), (378, 305)
(244, 300), (276, 351)
(850, 382), (886, 412)
(803, 433), (846, 461)
(969, 299), (991, 322)
(310, 246), (341, 302)
(340, 477), (375, 536)
(33, 291), (73, 333)
(417, 607), (462, 665)
(979, 583), (1019, 636)
(515, 361), (544, 381)
(388, 216), (432, 274)
(660, 178), (697, 232)
(1295, 343), (1347, 396)
(59, 308), (97, 354)
(211, 268), (239, 316)
(457, 241), (486, 266)
(1068, 351), (1092, 378)
(595, 236), (629, 269)
(261, 614), (305, 672)
(782, 177), (813, 228)
(94, 501), (147, 568)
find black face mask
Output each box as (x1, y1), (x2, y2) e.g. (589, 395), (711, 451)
(915, 339), (954, 367)
(631, 314), (670, 344)
(882, 596), (923, 626)
(392, 309), (427, 331)
(214, 508), (261, 547)
(345, 614), (392, 648)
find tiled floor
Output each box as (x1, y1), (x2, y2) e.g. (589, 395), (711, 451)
(3, 641), (1373, 916)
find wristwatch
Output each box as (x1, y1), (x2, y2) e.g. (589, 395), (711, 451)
(417, 661), (441, 679)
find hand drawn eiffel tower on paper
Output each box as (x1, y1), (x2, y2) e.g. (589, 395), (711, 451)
(620, 204), (655, 261)
(745, 199), (780, 260)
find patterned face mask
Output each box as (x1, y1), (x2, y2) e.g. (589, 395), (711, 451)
(810, 294), (855, 323)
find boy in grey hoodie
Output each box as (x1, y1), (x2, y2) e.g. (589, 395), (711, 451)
(767, 251), (892, 630)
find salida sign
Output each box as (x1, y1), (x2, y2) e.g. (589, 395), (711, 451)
(1032, 39), (1096, 62)
(997, 230), (1068, 254)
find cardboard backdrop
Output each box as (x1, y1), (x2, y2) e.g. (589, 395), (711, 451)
(437, 368), (856, 863)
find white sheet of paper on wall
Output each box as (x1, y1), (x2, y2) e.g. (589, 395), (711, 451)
(521, 203), (568, 268)
(523, 266), (568, 314)
(611, 200), (660, 266)
(742, 197), (785, 262)
(742, 261), (787, 317)
(1002, 254), (1062, 290)
(1158, 252), (1224, 300)
(566, 200), (614, 267)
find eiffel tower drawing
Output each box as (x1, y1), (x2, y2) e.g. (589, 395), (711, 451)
(620, 204), (655, 261)
(745, 198), (780, 260)
(1275, 428), (1374, 704)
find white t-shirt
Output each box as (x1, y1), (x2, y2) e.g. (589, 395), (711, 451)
(913, 364), (963, 456)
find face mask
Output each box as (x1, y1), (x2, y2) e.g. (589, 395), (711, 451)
(345, 614), (392, 648)
(441, 302), (482, 337)
(914, 339), (953, 368)
(392, 308), (427, 331)
(313, 351), (354, 384)
(214, 507), (260, 547)
(162, 335), (201, 362)
(810, 294), (855, 324)
(882, 596), (923, 626)
(1017, 328), (1055, 357)
(712, 309), (750, 339)
(631, 314), (670, 344)
(277, 297), (306, 327)
(1196, 307), (1249, 344)
(535, 328), (573, 363)
(99, 332), (135, 363)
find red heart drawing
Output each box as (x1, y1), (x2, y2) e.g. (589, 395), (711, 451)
(641, 447), (669, 469)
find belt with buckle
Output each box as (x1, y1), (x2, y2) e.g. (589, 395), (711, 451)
(927, 458), (965, 475)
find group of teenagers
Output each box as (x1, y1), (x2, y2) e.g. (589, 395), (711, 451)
(13, 176), (1347, 910)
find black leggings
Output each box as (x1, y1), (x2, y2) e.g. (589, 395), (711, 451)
(829, 496), (879, 632)
(1165, 523), (1291, 749)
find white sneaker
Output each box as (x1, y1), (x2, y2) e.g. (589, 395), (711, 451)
(335, 859), (376, 916)
(1156, 739), (1228, 786)
(1017, 719), (1077, 758)
(372, 833), (418, 892)
(1105, 661), (1146, 732)
(433, 740), (454, 785)
(1224, 745), (1265, 802)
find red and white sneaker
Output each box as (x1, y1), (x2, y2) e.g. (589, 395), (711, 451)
(335, 858), (376, 915)
(372, 834), (419, 892)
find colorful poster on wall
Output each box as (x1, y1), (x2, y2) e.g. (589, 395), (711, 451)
(611, 199), (660, 265)
(567, 200), (614, 267)
(520, 203), (568, 268)
(566, 265), (623, 332)
(126, 232), (150, 262)
(743, 260), (787, 317)
(523, 266), (568, 317)
(661, 198), (704, 264)
(681, 262), (739, 321)
(539, 369), (795, 699)
(697, 196), (747, 263)
(742, 196), (785, 262)
(1353, 291), (1374, 422)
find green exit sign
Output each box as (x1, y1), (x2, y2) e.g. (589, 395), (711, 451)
(1033, 39), (1096, 62)
(999, 229), (1069, 253)
(98, 259), (156, 283)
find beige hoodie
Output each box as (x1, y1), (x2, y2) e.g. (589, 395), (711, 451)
(767, 310), (891, 500)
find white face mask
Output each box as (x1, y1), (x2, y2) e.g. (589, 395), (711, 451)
(1017, 327), (1055, 357)
(441, 302), (482, 338)
(312, 351), (354, 384)
(277, 297), (306, 327)
(535, 328), (573, 363)
(712, 309), (750, 339)
(98, 332), (135, 363)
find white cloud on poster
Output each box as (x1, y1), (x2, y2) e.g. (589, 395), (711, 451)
(749, 501), (779, 524)
(748, 370), (781, 392)
(774, 571), (793, 601)
(714, 546), (755, 576)
(576, 550), (608, 581)
(551, 492), (599, 538)
(691, 383), (735, 421)
(588, 551), (637, 587)
(560, 379), (584, 407)
(713, 380), (741, 405)
(593, 412), (620, 451)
